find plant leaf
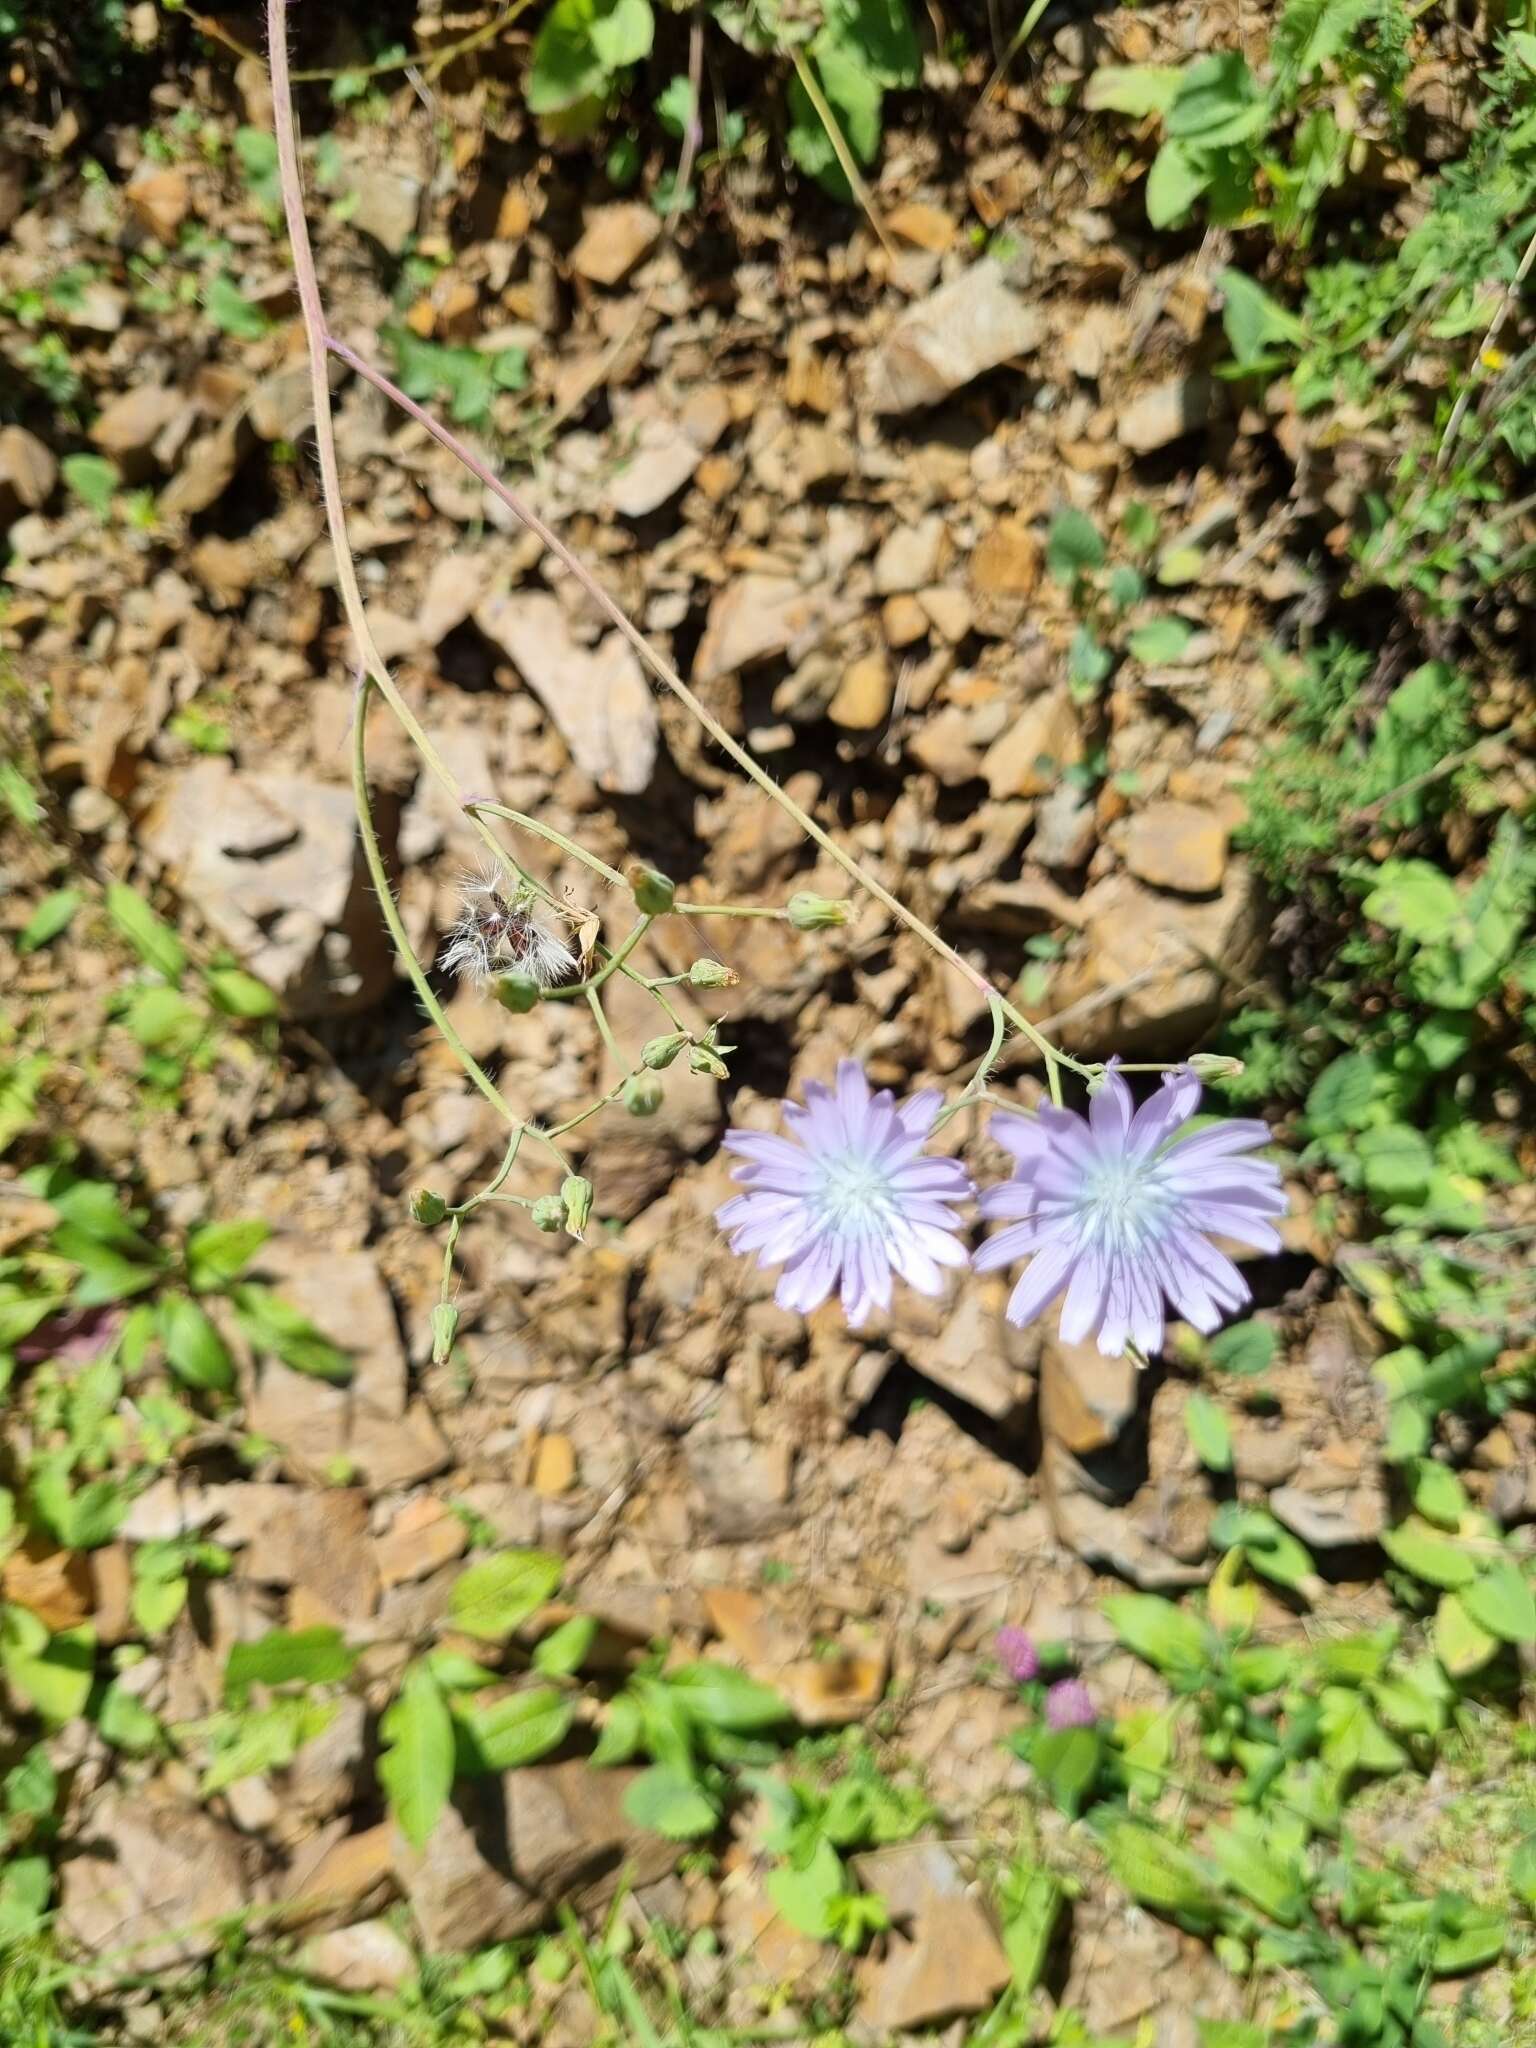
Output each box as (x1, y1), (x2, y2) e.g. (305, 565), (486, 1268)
(379, 1662), (455, 1849)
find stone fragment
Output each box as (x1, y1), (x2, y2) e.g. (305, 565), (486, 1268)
(883, 594), (928, 646)
(691, 575), (820, 684)
(126, 165), (190, 240)
(1271, 1478), (1386, 1549)
(969, 517), (1040, 598)
(506, 1761), (679, 1902)
(301, 1919), (414, 1994)
(241, 1488), (381, 1620)
(886, 201), (957, 251)
(375, 1497), (467, 1588)
(570, 203), (661, 286)
(58, 1791), (248, 1968)
(828, 651), (894, 730)
(606, 404), (724, 519)
(159, 422), (251, 518)
(779, 1641), (888, 1726)
(0, 425), (57, 515)
(1117, 373), (1215, 454)
(1043, 1442), (1207, 1589)
(981, 686), (1083, 798)
(1124, 800), (1229, 894)
(856, 1895), (1012, 2030)
(2, 1534), (93, 1629)
(1231, 1426), (1304, 1488)
(1039, 1321), (1139, 1456)
(475, 589), (658, 794)
(141, 760), (394, 1016)
(891, 1280), (1031, 1426)
(1046, 864), (1261, 1055)
(874, 513), (945, 595)
(417, 551), (487, 647)
(686, 1434), (797, 1541)
(907, 704), (985, 785)
(280, 1823), (396, 1930)
(350, 168), (422, 255)
(532, 1433), (576, 1496)
(395, 1797), (543, 1949)
(917, 585), (972, 643)
(90, 385), (184, 462)
(1030, 782), (1097, 869)
(868, 263), (1044, 413)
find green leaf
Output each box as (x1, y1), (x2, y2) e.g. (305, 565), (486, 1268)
(187, 1219), (270, 1293)
(1318, 1685), (1407, 1775)
(225, 1627), (358, 1706)
(204, 272), (270, 340)
(1371, 1658), (1450, 1738)
(1067, 622), (1114, 694)
(4, 1747), (57, 1817)
(1206, 1320), (1277, 1377)
(17, 889), (81, 954)
(1358, 1124), (1435, 1204)
(447, 1550), (564, 1641)
(1083, 63), (1184, 116)
(525, 0), (608, 115)
(202, 1697), (337, 1794)
(1164, 52), (1265, 145)
(1185, 1393), (1232, 1472)
(1306, 1052), (1382, 1134)
(664, 1662), (789, 1733)
(766, 1836), (845, 1938)
(1272, 0), (1380, 93)
(158, 1294), (235, 1394)
(1462, 1560), (1536, 1644)
(123, 985), (203, 1054)
(591, 1691), (644, 1768)
(1380, 1516), (1479, 1590)
(1510, 1833), (1536, 1911)
(532, 1614), (598, 1677)
(61, 453), (119, 517)
(1103, 1593), (1208, 1679)
(1028, 1725), (1104, 1819)
(456, 1686), (574, 1773)
(588, 0), (653, 69)
(1000, 1864), (1064, 1996)
(822, 0), (920, 88)
(105, 883), (186, 983)
(1434, 1589), (1500, 1677)
(622, 1764), (718, 1840)
(1205, 1818), (1304, 1924)
(205, 968), (279, 1019)
(1363, 860), (1463, 942)
(1210, 1504), (1317, 1596)
(1046, 507), (1106, 582)
(96, 1679), (164, 1755)
(229, 1283), (351, 1382)
(0, 1053), (51, 1155)
(1101, 1820), (1221, 1927)
(379, 1662), (455, 1850)
(1146, 139), (1212, 227)
(1127, 617), (1195, 663)
(1408, 1459), (1469, 1530)
(1198, 2024), (1273, 2048)
(1218, 268), (1305, 366)
(655, 75), (694, 136)
(2, 1622), (96, 1725)
(0, 1855), (51, 1941)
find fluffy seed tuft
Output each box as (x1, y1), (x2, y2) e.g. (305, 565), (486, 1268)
(440, 870), (578, 990)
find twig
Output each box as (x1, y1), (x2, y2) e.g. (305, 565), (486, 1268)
(979, 0), (1053, 109)
(1435, 220), (1536, 471)
(790, 48), (898, 261)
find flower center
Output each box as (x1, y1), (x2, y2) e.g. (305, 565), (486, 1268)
(1077, 1154), (1167, 1250)
(813, 1149), (894, 1235)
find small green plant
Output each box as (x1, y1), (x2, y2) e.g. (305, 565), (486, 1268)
(1044, 501), (1197, 705)
(751, 1734), (932, 1947)
(382, 327), (530, 429)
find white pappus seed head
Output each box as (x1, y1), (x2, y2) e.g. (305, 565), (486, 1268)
(440, 870), (579, 990)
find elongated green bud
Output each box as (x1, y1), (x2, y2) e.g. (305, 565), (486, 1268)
(688, 958), (736, 988)
(628, 863), (676, 916)
(410, 1189), (447, 1226)
(1188, 1054), (1245, 1081)
(786, 891), (851, 931)
(642, 1031), (689, 1070)
(495, 971), (541, 1013)
(431, 1302), (459, 1365)
(560, 1175), (593, 1238)
(689, 1042), (729, 1079)
(624, 1073), (664, 1116)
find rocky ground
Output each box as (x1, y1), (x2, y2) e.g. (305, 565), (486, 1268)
(2, 3), (1535, 2044)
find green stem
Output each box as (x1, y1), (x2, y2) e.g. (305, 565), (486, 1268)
(933, 995), (1010, 1132)
(587, 987), (624, 1074)
(673, 901), (788, 919)
(466, 800), (627, 891)
(351, 683), (518, 1129)
(545, 917), (654, 1001)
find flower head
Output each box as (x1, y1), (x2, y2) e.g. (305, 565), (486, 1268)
(975, 1065), (1286, 1360)
(995, 1626), (1040, 1684)
(441, 870), (577, 990)
(1044, 1677), (1096, 1731)
(715, 1060), (971, 1328)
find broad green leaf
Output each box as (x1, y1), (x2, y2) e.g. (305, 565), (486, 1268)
(532, 1614), (598, 1677)
(1046, 507), (1106, 583)
(1357, 1124), (1434, 1204)
(225, 1626), (358, 1705)
(664, 1662), (789, 1733)
(1101, 1820), (1221, 1926)
(205, 968), (279, 1019)
(0, 1855), (51, 1941)
(1128, 616), (1195, 663)
(105, 883), (186, 982)
(1083, 63), (1183, 116)
(202, 1697), (337, 1794)
(187, 1219), (270, 1293)
(28, 1461), (131, 1549)
(447, 1550), (564, 1641)
(1164, 52), (1265, 145)
(1103, 1593), (1207, 1678)
(1000, 1864), (1064, 1995)
(1206, 1320), (1276, 1377)
(1306, 1052), (1381, 1133)
(49, 1178), (156, 1253)
(204, 272), (269, 340)
(1313, 1627), (1395, 1684)
(456, 1686), (573, 1773)
(1184, 1393), (1232, 1472)
(3, 1748), (57, 1817)
(1198, 2024), (1273, 2048)
(1028, 1724), (1104, 1818)
(1430, 1905), (1505, 1975)
(2, 1622), (96, 1725)
(1318, 1685), (1407, 1775)
(17, 889), (81, 954)
(591, 1691), (644, 1767)
(1218, 267), (1305, 366)
(588, 0), (653, 70)
(0, 1053), (52, 1155)
(1434, 1589), (1500, 1677)
(622, 1764), (718, 1839)
(379, 1663), (455, 1849)
(1363, 860), (1463, 942)
(1370, 1656), (1451, 1738)
(1408, 1458), (1469, 1530)
(525, 0), (609, 116)
(822, 0), (920, 88)
(1462, 1559), (1536, 1644)
(159, 1294), (235, 1394)
(1380, 1516), (1479, 1590)
(96, 1679), (164, 1755)
(1205, 1818), (1304, 1924)
(61, 453), (119, 516)
(766, 1836), (844, 1938)
(1210, 1505), (1316, 1597)
(229, 1283), (351, 1382)
(1273, 0), (1381, 93)
(1510, 1833), (1536, 1910)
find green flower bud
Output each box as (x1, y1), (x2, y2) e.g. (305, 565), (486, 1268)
(1188, 1053), (1245, 1081)
(689, 1042), (730, 1079)
(624, 1072), (664, 1116)
(560, 1174), (593, 1238)
(431, 1302), (459, 1365)
(495, 971), (541, 1014)
(628, 863), (676, 916)
(531, 1193), (566, 1233)
(642, 1031), (689, 1070)
(410, 1188), (447, 1226)
(688, 958), (737, 989)
(786, 890), (852, 931)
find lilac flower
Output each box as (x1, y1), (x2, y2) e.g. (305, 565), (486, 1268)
(995, 1626), (1040, 1684)
(715, 1061), (971, 1328)
(1044, 1678), (1097, 1731)
(975, 1065), (1286, 1360)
